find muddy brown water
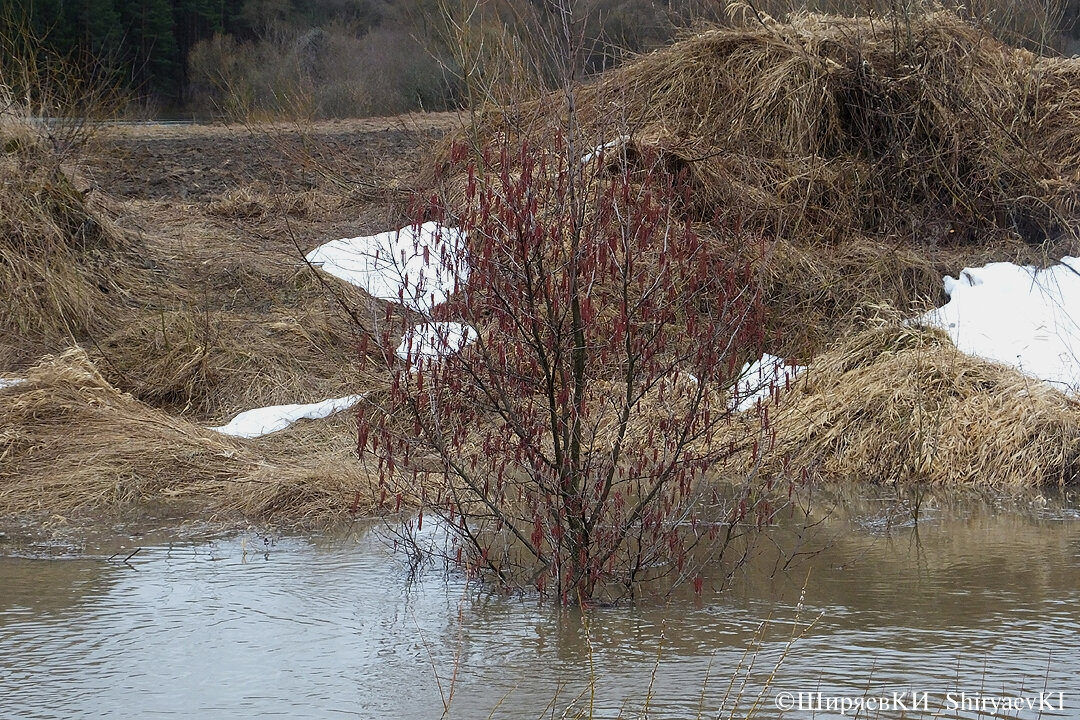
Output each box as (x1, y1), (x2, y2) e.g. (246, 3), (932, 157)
(2, 493), (1079, 719)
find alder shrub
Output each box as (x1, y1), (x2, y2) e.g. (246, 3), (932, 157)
(360, 135), (787, 604)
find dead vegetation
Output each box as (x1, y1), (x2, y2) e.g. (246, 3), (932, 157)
(0, 144), (142, 366)
(421, 7), (1080, 488)
(0, 83), (401, 525)
(0, 348), (378, 523)
(0, 139), (372, 423)
(756, 320), (1080, 487)
(433, 9), (1080, 357)
(206, 186), (353, 220)
(94, 295), (367, 421)
(5, 6), (1080, 532)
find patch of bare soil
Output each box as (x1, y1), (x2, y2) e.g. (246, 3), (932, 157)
(75, 112), (461, 421)
(89, 113), (460, 202)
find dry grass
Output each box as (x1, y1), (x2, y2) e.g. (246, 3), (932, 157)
(206, 185), (352, 220)
(756, 236), (1051, 357)
(430, 8), (1080, 357)
(94, 304), (366, 421)
(0, 144), (371, 421)
(0, 347), (379, 523)
(1, 98), (382, 419)
(0, 27), (152, 364)
(415, 9), (1080, 489)
(1, 76), (440, 527)
(0, 88), (407, 525)
(1, 79), (172, 371)
(0, 152), (137, 360)
(756, 319), (1080, 487)
(580, 10), (1080, 247)
(9, 6), (1080, 532)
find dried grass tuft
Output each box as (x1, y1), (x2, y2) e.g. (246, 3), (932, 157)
(206, 185), (349, 220)
(579, 11), (1080, 247)
(758, 321), (1080, 487)
(0, 348), (379, 523)
(0, 153), (133, 352)
(94, 307), (366, 421)
(0, 89), (168, 370)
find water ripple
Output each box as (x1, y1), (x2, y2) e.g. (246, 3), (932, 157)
(1, 507), (1079, 719)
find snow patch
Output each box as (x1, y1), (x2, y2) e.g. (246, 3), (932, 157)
(920, 258), (1080, 392)
(0, 377), (24, 390)
(395, 322), (477, 369)
(305, 221), (467, 314)
(580, 135), (630, 165)
(209, 394), (364, 439)
(732, 354), (804, 412)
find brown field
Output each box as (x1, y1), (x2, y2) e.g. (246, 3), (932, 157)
(59, 112), (462, 416)
(0, 113), (462, 537)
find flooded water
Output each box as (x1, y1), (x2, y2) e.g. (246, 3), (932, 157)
(2, 492), (1079, 719)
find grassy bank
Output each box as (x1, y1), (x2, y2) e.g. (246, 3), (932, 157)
(427, 8), (1080, 489)
(3, 7), (1080, 536)
(0, 109), (455, 529)
(433, 10), (1080, 355)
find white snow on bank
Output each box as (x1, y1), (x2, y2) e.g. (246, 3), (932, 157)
(0, 377), (24, 390)
(305, 221), (467, 314)
(580, 135), (630, 165)
(395, 322), (477, 369)
(732, 354), (805, 412)
(209, 394), (364, 439)
(919, 258), (1080, 392)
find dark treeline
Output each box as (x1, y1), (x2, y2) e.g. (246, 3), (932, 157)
(3, 0), (1080, 118)
(4, 0), (411, 111)
(7, 0), (243, 104)
(2, 0), (700, 117)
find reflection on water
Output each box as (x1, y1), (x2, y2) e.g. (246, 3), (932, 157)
(1, 494), (1079, 719)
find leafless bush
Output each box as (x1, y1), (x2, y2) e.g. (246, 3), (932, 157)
(188, 22), (452, 120)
